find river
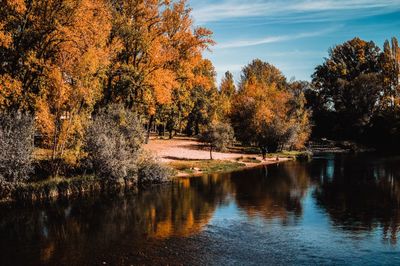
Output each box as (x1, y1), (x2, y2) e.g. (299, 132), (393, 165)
(1, 154), (400, 265)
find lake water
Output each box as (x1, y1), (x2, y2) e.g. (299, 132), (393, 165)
(1, 154), (400, 265)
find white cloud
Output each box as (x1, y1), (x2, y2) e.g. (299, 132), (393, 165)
(266, 50), (326, 57)
(217, 27), (337, 49)
(213, 63), (243, 72)
(191, 0), (400, 24)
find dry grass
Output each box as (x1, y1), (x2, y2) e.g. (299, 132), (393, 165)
(168, 160), (245, 175)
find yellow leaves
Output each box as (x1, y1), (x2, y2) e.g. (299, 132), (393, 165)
(1, 0), (112, 158)
(194, 27), (216, 48)
(0, 75), (22, 110)
(44, 67), (69, 111)
(6, 0), (26, 14)
(255, 85), (288, 131)
(35, 98), (55, 145)
(234, 75), (299, 145)
(0, 23), (12, 48)
(151, 68), (177, 105)
(191, 59), (216, 90)
(254, 104), (274, 126)
(75, 0), (112, 47)
(146, 67), (177, 113)
(1, 0), (215, 157)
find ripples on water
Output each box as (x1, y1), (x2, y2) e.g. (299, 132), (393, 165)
(1, 154), (400, 265)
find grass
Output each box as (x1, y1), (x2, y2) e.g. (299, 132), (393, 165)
(168, 160), (246, 175)
(229, 145), (311, 158)
(235, 156), (262, 163)
(265, 150), (312, 159)
(25, 175), (97, 189)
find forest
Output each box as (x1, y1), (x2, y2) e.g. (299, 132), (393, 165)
(0, 0), (400, 197)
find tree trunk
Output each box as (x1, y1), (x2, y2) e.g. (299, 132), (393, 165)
(145, 115), (154, 144)
(195, 122), (199, 136)
(210, 144), (213, 160)
(260, 146), (267, 160)
(51, 118), (61, 177)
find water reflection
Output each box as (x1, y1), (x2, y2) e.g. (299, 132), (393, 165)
(0, 155), (400, 265)
(228, 164), (310, 224)
(312, 155), (400, 245)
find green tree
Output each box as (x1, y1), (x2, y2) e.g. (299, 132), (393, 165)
(220, 71), (236, 97)
(311, 37), (382, 139)
(200, 121), (235, 160)
(219, 71), (236, 118)
(380, 37), (400, 110)
(184, 59), (218, 136)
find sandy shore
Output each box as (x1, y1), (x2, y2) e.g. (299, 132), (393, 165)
(144, 136), (290, 176)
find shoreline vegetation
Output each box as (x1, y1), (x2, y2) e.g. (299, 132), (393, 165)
(1, 134), (375, 204)
(0, 136), (310, 204)
(0, 158), (288, 204)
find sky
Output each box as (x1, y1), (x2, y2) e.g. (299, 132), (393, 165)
(188, 0), (400, 84)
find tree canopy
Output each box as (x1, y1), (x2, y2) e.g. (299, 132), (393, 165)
(309, 37), (400, 148)
(231, 59), (311, 152)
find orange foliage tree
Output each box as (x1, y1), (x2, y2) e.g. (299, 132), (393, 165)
(158, 0), (214, 137)
(103, 0), (213, 141)
(231, 60), (310, 152)
(1, 0), (112, 174)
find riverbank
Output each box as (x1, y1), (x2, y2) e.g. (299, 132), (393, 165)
(144, 136), (310, 177)
(0, 175), (142, 204)
(307, 139), (376, 153)
(0, 137), (309, 203)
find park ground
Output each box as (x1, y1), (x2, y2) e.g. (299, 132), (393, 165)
(144, 136), (301, 177)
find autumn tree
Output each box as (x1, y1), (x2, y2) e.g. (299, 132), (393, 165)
(240, 59), (287, 90)
(104, 0), (174, 143)
(286, 81), (312, 150)
(367, 37), (400, 149)
(220, 71), (236, 96)
(218, 71), (236, 118)
(185, 59), (218, 136)
(309, 37), (400, 145)
(232, 77), (291, 152)
(379, 37), (400, 110)
(231, 60), (310, 152)
(104, 0), (214, 142)
(160, 0), (214, 137)
(0, 0), (112, 175)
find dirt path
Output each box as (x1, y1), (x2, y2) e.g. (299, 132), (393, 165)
(144, 137), (249, 162)
(144, 136), (289, 169)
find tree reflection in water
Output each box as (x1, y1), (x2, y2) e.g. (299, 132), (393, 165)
(228, 163), (310, 225)
(312, 155), (400, 245)
(0, 154), (400, 265)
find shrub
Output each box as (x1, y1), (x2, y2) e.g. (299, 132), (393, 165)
(85, 105), (144, 181)
(137, 153), (171, 184)
(0, 112), (34, 185)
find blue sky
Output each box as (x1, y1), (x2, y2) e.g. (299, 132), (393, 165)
(188, 0), (400, 84)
